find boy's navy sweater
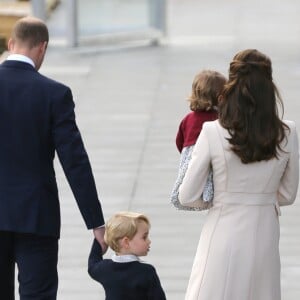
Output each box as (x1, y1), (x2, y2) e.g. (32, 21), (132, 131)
(88, 239), (167, 300)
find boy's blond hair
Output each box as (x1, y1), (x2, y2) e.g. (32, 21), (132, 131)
(188, 70), (226, 111)
(104, 211), (150, 252)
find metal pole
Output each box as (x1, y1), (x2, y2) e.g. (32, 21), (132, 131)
(149, 0), (167, 35)
(66, 0), (78, 47)
(31, 0), (47, 21)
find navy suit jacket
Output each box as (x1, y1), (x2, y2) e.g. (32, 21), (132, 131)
(0, 60), (104, 237)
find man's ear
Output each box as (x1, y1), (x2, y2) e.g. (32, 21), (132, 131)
(39, 41), (48, 54)
(7, 38), (14, 51)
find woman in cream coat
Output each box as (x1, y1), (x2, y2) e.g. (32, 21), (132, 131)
(178, 49), (299, 300)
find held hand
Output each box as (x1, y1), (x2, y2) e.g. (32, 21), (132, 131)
(93, 226), (108, 254)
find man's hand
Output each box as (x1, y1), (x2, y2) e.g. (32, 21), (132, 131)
(93, 226), (108, 254)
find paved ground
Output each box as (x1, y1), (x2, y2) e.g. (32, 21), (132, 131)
(5, 0), (300, 299)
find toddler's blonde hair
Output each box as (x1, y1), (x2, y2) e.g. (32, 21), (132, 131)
(104, 211), (150, 252)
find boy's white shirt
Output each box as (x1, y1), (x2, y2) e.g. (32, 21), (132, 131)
(111, 254), (140, 263)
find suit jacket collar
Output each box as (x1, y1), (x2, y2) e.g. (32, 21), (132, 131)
(7, 54), (35, 67)
(1, 60), (36, 72)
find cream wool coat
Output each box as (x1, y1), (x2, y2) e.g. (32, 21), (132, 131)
(178, 120), (299, 300)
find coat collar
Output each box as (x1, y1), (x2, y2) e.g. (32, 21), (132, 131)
(7, 54), (35, 68)
(1, 60), (36, 72)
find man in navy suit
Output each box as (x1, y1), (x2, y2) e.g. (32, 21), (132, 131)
(0, 17), (107, 299)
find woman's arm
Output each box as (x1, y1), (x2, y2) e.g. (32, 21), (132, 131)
(178, 124), (211, 207)
(278, 122), (299, 206)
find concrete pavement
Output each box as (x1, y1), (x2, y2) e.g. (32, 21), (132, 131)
(11, 0), (300, 299)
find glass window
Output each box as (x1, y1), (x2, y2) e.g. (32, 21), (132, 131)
(77, 0), (150, 37)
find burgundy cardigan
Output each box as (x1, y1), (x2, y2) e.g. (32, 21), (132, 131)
(176, 110), (218, 153)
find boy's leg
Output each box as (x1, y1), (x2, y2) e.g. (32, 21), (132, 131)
(15, 233), (58, 300)
(0, 231), (15, 300)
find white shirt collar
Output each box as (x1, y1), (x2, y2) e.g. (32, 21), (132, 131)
(111, 254), (140, 263)
(7, 54), (35, 68)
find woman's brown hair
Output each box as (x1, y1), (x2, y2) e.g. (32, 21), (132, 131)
(219, 49), (288, 164)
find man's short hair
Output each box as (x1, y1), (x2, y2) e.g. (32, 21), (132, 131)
(12, 17), (49, 48)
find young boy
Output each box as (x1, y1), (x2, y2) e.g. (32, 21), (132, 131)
(88, 211), (166, 300)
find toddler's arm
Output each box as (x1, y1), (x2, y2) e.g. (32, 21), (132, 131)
(88, 238), (104, 279)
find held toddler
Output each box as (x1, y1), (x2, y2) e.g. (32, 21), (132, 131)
(171, 70), (226, 210)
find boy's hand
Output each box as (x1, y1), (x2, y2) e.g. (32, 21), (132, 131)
(93, 227), (108, 254)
